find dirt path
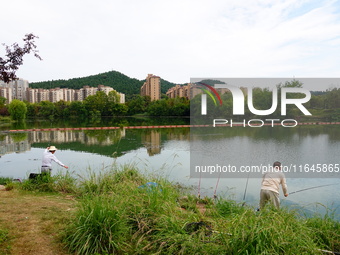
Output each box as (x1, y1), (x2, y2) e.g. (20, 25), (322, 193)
(0, 190), (76, 255)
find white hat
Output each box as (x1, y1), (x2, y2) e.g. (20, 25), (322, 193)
(48, 146), (57, 151)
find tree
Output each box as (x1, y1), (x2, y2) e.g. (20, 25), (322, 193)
(26, 102), (39, 117)
(38, 101), (55, 119)
(0, 33), (42, 83)
(325, 88), (340, 109)
(108, 90), (120, 104)
(0, 96), (6, 108)
(69, 101), (86, 118)
(0, 96), (9, 116)
(83, 91), (108, 116)
(54, 100), (70, 118)
(8, 99), (27, 120)
(106, 90), (127, 116)
(126, 95), (150, 115)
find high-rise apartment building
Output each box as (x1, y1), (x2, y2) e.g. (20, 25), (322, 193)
(166, 84), (191, 99)
(0, 78), (28, 101)
(2, 78), (126, 104)
(24, 85), (125, 104)
(0, 86), (12, 103)
(26, 88), (36, 103)
(12, 79), (29, 101)
(140, 74), (161, 101)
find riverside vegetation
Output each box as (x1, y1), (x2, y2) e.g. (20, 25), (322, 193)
(2, 77), (340, 122)
(0, 167), (339, 255)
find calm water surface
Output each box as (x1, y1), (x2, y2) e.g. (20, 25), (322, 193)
(1, 120), (339, 218)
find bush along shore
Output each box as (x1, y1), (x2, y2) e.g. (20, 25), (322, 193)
(0, 167), (339, 255)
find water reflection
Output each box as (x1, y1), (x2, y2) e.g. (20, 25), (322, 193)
(0, 127), (190, 171)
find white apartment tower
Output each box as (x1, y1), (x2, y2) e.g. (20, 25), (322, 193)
(0, 78), (28, 101)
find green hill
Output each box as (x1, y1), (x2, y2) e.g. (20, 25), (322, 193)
(29, 70), (178, 96)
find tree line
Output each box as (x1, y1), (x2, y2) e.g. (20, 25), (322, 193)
(0, 91), (190, 121)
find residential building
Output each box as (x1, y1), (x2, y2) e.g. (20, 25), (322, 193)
(0, 78), (28, 101)
(81, 86), (97, 99)
(166, 84), (191, 99)
(4, 81), (126, 104)
(62, 88), (75, 102)
(11, 84), (125, 104)
(12, 78), (29, 101)
(49, 88), (64, 103)
(140, 74), (161, 101)
(26, 88), (36, 103)
(118, 93), (125, 104)
(0, 86), (12, 103)
(98, 84), (113, 94)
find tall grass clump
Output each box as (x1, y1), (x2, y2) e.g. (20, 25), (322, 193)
(64, 195), (130, 254)
(222, 207), (321, 254)
(215, 198), (246, 216)
(78, 165), (146, 195)
(19, 171), (78, 193)
(20, 173), (55, 192)
(53, 170), (79, 193)
(305, 212), (340, 252)
(0, 177), (16, 191)
(0, 177), (12, 185)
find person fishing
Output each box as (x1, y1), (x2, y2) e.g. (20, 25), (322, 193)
(41, 146), (68, 174)
(259, 161), (288, 209)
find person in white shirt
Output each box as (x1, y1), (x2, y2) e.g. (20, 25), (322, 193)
(41, 146), (68, 174)
(260, 161), (288, 209)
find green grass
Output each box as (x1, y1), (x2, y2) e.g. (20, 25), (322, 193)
(62, 167), (339, 255)
(305, 213), (340, 252)
(2, 167), (340, 254)
(0, 177), (12, 185)
(19, 171), (78, 193)
(0, 226), (11, 255)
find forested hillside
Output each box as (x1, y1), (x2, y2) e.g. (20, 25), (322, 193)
(29, 70), (177, 95)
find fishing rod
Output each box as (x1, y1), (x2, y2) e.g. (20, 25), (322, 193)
(289, 183), (338, 195)
(242, 172), (250, 201)
(240, 172), (251, 207)
(198, 171), (202, 199)
(213, 171), (222, 199)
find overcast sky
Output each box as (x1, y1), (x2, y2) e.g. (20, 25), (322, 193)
(1, 0), (340, 90)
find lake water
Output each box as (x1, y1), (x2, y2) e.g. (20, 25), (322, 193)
(1, 119), (340, 218)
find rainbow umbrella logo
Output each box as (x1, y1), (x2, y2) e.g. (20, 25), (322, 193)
(194, 82), (223, 109)
(194, 82), (223, 115)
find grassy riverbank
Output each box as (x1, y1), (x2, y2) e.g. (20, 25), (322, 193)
(0, 167), (339, 255)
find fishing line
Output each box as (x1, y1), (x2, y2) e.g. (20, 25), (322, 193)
(48, 81), (54, 147)
(196, 148), (205, 199)
(289, 183), (338, 195)
(112, 128), (123, 157)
